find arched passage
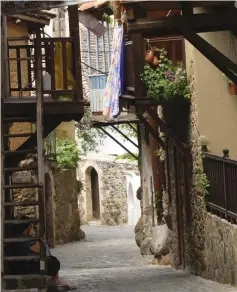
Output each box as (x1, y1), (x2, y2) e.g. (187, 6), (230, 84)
(85, 167), (100, 222)
(45, 173), (55, 247)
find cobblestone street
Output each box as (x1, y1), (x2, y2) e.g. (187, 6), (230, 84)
(52, 226), (236, 292)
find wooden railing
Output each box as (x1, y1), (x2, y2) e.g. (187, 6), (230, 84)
(203, 149), (237, 223)
(7, 37), (81, 101)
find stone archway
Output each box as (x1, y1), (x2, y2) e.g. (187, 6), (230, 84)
(85, 167), (100, 222)
(45, 173), (55, 247)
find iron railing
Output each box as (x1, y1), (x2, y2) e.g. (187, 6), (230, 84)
(203, 149), (237, 222)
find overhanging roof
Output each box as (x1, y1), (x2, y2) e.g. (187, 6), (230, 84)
(8, 10), (56, 26)
(2, 1), (85, 15)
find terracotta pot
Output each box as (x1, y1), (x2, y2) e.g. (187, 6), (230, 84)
(228, 82), (237, 95)
(152, 56), (159, 66)
(145, 50), (154, 64)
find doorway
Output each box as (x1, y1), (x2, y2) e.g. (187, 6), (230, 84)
(85, 167), (101, 222)
(91, 168), (100, 220)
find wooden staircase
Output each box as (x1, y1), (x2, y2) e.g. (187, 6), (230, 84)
(1, 20), (84, 290)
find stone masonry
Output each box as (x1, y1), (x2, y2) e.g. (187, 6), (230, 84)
(204, 213), (237, 286)
(11, 160), (83, 247)
(77, 156), (139, 226)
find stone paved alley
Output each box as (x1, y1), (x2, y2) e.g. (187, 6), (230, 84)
(53, 226), (237, 292)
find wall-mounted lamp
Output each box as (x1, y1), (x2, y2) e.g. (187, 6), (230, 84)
(201, 135), (209, 152)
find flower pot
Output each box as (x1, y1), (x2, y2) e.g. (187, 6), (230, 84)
(145, 50), (154, 64)
(228, 82), (237, 95)
(152, 56), (159, 67)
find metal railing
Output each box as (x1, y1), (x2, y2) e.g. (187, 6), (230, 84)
(203, 149), (237, 222)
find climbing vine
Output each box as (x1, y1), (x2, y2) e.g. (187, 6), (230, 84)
(195, 164), (210, 207)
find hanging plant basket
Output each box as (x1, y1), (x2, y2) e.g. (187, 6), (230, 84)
(228, 82), (237, 95)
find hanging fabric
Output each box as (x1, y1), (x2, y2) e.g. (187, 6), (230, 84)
(54, 42), (76, 90)
(103, 22), (124, 119)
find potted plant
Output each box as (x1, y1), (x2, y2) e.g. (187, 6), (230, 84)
(141, 48), (191, 102)
(223, 74), (237, 95)
(228, 80), (237, 95)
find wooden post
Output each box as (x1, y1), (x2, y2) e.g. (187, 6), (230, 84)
(68, 5), (83, 101)
(147, 106), (164, 225)
(132, 33), (146, 98)
(2, 16), (10, 97)
(35, 28), (46, 275)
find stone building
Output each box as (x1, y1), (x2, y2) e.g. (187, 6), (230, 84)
(77, 155), (140, 226)
(12, 159), (83, 247)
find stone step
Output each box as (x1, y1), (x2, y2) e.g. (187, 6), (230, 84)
(88, 220), (101, 226)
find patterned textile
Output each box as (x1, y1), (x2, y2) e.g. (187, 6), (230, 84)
(103, 22), (124, 118)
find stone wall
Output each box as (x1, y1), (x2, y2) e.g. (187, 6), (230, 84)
(78, 156), (139, 226)
(204, 213), (237, 286)
(11, 160), (83, 246)
(52, 169), (82, 245)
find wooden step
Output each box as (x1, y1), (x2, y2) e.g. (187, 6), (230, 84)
(4, 116), (36, 122)
(4, 237), (40, 243)
(4, 166), (38, 173)
(3, 274), (46, 279)
(3, 183), (42, 190)
(3, 149), (37, 156)
(4, 201), (39, 207)
(3, 274), (47, 290)
(4, 255), (40, 261)
(4, 133), (36, 138)
(5, 218), (39, 225)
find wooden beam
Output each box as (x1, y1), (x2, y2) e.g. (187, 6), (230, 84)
(137, 114), (165, 149)
(68, 5), (83, 101)
(132, 33), (146, 97)
(180, 25), (237, 84)
(180, 1), (193, 16)
(99, 127), (138, 160)
(2, 16), (10, 97)
(35, 27), (47, 275)
(127, 11), (237, 37)
(145, 107), (190, 156)
(110, 125), (139, 148)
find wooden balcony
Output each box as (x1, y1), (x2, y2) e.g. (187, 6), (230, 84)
(4, 36), (84, 122)
(120, 35), (184, 110)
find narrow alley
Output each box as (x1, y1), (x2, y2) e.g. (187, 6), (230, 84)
(53, 226), (236, 292)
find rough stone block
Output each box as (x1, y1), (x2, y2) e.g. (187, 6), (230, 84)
(150, 224), (172, 257)
(140, 237), (153, 255)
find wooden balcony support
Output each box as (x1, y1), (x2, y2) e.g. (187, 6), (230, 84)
(98, 127), (138, 160)
(127, 10), (237, 37)
(68, 5), (83, 102)
(180, 25), (237, 84)
(110, 125), (139, 149)
(145, 107), (190, 157)
(137, 114), (165, 149)
(132, 33), (146, 98)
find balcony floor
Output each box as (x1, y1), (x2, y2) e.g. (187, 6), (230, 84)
(4, 97), (84, 122)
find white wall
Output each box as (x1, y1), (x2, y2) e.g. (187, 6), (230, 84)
(127, 174), (141, 226)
